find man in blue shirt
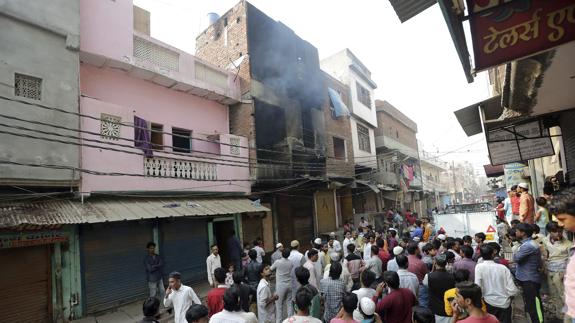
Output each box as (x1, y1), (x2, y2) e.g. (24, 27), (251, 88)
(411, 220), (424, 240)
(144, 242), (165, 302)
(513, 223), (543, 323)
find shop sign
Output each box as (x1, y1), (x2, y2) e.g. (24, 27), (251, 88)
(486, 119), (554, 166)
(504, 162), (527, 187)
(0, 231), (68, 249)
(467, 0), (575, 71)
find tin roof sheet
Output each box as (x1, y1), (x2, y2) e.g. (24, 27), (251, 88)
(389, 0), (437, 23)
(0, 197), (269, 228)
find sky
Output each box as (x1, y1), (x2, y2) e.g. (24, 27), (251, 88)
(133, 0), (493, 171)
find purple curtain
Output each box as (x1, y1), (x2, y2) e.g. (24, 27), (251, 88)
(134, 116), (153, 157)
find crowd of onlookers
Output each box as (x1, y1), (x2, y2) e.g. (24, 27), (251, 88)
(139, 185), (575, 323)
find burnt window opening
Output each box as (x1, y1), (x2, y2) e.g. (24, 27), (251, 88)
(150, 123), (164, 150)
(396, 130), (399, 138)
(236, 17), (241, 23)
(224, 17), (228, 26)
(172, 127), (192, 153)
(333, 137), (346, 159)
(302, 109), (315, 149)
(357, 124), (371, 153)
(356, 82), (371, 109)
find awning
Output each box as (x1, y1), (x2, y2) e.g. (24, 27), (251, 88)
(356, 180), (380, 193)
(0, 197), (269, 228)
(328, 87), (351, 117)
(389, 0), (437, 23)
(483, 164), (504, 178)
(454, 95), (503, 137)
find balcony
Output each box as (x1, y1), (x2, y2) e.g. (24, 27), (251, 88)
(375, 135), (418, 159)
(144, 158), (217, 180)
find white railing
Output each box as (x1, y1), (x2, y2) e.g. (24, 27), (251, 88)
(144, 157), (217, 180)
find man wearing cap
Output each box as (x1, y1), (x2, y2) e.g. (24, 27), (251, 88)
(271, 248), (293, 322)
(328, 232), (342, 255)
(164, 271), (201, 323)
(518, 183), (535, 224)
(342, 231), (354, 258)
(289, 240), (305, 301)
(353, 297), (377, 323)
(304, 249), (320, 289)
(386, 246), (404, 272)
(271, 243), (284, 265)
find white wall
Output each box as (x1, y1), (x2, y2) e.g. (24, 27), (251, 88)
(350, 117), (377, 168)
(349, 70), (377, 127)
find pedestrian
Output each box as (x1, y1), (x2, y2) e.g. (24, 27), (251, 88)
(320, 243), (330, 276)
(139, 297), (160, 323)
(406, 242), (428, 284)
(343, 231), (354, 258)
(405, 210), (416, 227)
(328, 232), (342, 256)
(227, 230), (243, 271)
(450, 282), (498, 323)
(257, 265), (277, 323)
(518, 182), (535, 224)
(411, 220), (424, 240)
(444, 270), (487, 318)
(323, 252), (353, 292)
(543, 221), (573, 320)
(495, 217), (509, 245)
(423, 254), (455, 323)
(344, 243), (363, 289)
(246, 249), (262, 300)
(445, 239), (461, 262)
(185, 304), (208, 323)
(386, 246), (404, 272)
(453, 246), (476, 282)
(421, 244), (436, 271)
(271, 243), (284, 265)
(500, 188), (514, 224)
(144, 242), (165, 302)
(352, 270), (376, 305)
(375, 238), (390, 271)
(396, 255), (419, 297)
(164, 271), (201, 323)
(331, 293), (358, 323)
(514, 222), (544, 323)
(295, 266), (322, 319)
(359, 217), (369, 230)
(485, 242), (509, 267)
(495, 197), (506, 221)
(207, 244), (222, 288)
(510, 185), (521, 221)
(474, 245), (518, 323)
(282, 286), (322, 323)
(271, 248), (293, 323)
(304, 249), (320, 289)
(535, 197), (549, 235)
(289, 240), (306, 301)
(387, 229), (399, 253)
(363, 233), (375, 261)
(225, 264), (235, 287)
(462, 235), (472, 247)
(210, 288), (258, 323)
(207, 267), (228, 318)
(372, 271), (416, 323)
(320, 262), (347, 323)
(253, 238), (266, 264)
(472, 233), (485, 262)
(411, 306), (434, 323)
(362, 245), (383, 282)
(232, 270), (251, 312)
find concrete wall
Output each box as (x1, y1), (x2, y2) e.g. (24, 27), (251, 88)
(350, 118), (377, 168)
(80, 65), (250, 193)
(375, 108), (419, 153)
(0, 0), (80, 185)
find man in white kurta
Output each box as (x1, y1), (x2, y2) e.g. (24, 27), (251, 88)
(164, 272), (201, 323)
(257, 265), (277, 323)
(207, 245), (222, 287)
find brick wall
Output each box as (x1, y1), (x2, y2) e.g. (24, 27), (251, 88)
(323, 72), (354, 178)
(375, 110), (418, 150)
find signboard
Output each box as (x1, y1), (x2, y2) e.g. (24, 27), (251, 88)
(504, 162), (527, 187)
(0, 231), (68, 249)
(467, 0), (575, 71)
(486, 225), (496, 233)
(486, 120), (554, 166)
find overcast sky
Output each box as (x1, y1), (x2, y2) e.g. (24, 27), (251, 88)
(134, 0), (493, 170)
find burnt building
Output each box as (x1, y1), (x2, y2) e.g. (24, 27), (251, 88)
(196, 1), (338, 246)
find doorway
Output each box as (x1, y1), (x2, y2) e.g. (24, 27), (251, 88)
(213, 220), (235, 268)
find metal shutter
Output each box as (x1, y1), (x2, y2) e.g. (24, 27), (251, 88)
(161, 218), (208, 285)
(81, 222), (153, 313)
(560, 110), (575, 184)
(0, 245), (51, 323)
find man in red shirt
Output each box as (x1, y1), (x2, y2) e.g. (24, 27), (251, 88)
(372, 271), (416, 323)
(510, 185), (521, 220)
(406, 242), (428, 283)
(376, 238), (391, 271)
(450, 282), (499, 323)
(405, 210), (416, 226)
(206, 267), (228, 317)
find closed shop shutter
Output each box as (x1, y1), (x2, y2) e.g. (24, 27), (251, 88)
(0, 245), (51, 323)
(560, 110), (575, 184)
(81, 222), (153, 314)
(161, 219), (208, 285)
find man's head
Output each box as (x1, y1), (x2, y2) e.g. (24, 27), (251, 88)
(547, 221), (564, 240)
(260, 264), (272, 280)
(415, 220), (423, 228)
(454, 269), (470, 283)
(253, 238), (262, 247)
(223, 288), (241, 312)
(276, 243), (284, 252)
(382, 271), (400, 290)
(396, 254), (409, 270)
(434, 254), (447, 269)
(290, 240), (300, 250)
(462, 235), (472, 246)
(518, 183), (529, 193)
(211, 244), (219, 256)
(168, 271), (182, 290)
(214, 267), (226, 285)
(185, 304), (209, 323)
(329, 232), (336, 241)
(347, 243), (356, 254)
(294, 285), (313, 314)
(329, 262), (343, 280)
(388, 229), (397, 238)
(536, 197), (547, 208)
(352, 231), (359, 239)
(360, 270), (376, 288)
(486, 242), (501, 258)
(295, 266), (310, 286)
(282, 248), (290, 259)
(455, 282), (483, 311)
(313, 238), (322, 249)
(550, 186), (575, 232)
(142, 297), (160, 318)
(345, 231), (351, 239)
(510, 219), (521, 228)
(460, 245), (473, 259)
(342, 293), (358, 315)
(232, 270), (244, 285)
(510, 184), (518, 195)
(479, 245), (494, 261)
(307, 249), (319, 262)
(248, 249), (257, 261)
(406, 242), (419, 256)
(371, 245), (379, 257)
(146, 242), (156, 255)
(422, 243), (436, 257)
(516, 223), (534, 240)
(474, 232), (486, 244)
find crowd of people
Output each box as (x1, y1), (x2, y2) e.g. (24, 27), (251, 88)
(139, 185), (575, 323)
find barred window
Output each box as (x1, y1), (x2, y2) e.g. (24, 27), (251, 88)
(356, 82), (371, 108)
(14, 73), (42, 100)
(357, 124), (371, 152)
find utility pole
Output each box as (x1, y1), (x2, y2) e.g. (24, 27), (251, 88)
(451, 160), (457, 204)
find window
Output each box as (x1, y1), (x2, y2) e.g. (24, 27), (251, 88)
(14, 73), (42, 100)
(150, 123), (164, 150)
(172, 127), (191, 153)
(396, 130), (399, 138)
(100, 114), (121, 140)
(357, 124), (371, 152)
(333, 137), (346, 159)
(356, 82), (371, 108)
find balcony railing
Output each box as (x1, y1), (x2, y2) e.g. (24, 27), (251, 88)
(144, 157), (217, 180)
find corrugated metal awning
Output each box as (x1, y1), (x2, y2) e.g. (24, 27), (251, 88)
(0, 197), (269, 228)
(389, 0), (437, 23)
(454, 95), (503, 137)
